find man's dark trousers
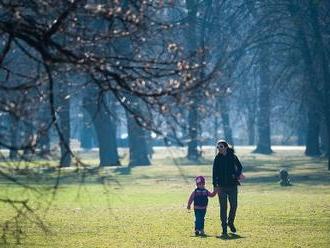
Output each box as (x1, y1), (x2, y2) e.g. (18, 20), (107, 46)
(218, 186), (237, 231)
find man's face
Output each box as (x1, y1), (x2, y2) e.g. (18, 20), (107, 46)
(217, 143), (226, 154)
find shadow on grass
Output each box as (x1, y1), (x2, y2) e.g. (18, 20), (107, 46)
(243, 172), (330, 186)
(1, 167), (329, 188)
(189, 234), (210, 238)
(216, 233), (245, 240)
(189, 233), (245, 240)
(0, 153), (328, 187)
(242, 159), (326, 173)
(156, 156), (213, 166)
(113, 166), (131, 175)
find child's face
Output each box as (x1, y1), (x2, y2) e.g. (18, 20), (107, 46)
(197, 183), (205, 189)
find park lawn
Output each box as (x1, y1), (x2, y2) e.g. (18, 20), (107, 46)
(0, 147), (329, 247)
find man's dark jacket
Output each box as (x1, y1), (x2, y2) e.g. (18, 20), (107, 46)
(212, 151), (243, 187)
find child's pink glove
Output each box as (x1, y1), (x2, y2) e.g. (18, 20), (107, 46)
(239, 173), (246, 180)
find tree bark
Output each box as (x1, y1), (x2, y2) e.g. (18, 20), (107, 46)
(52, 78), (72, 167)
(126, 111), (150, 166)
(9, 114), (18, 160)
(184, 0), (201, 160)
(38, 129), (51, 158)
(254, 47), (273, 154)
(58, 96), (71, 167)
(36, 103), (51, 158)
(247, 107), (256, 145)
(305, 110), (321, 156)
(288, 2), (323, 157)
(80, 109), (94, 150)
(22, 121), (34, 159)
(296, 104), (306, 146)
(308, 1), (330, 169)
(187, 102), (199, 160)
(219, 97), (233, 145)
(320, 118), (328, 155)
(214, 113), (219, 144)
(83, 95), (119, 166)
(145, 129), (154, 159)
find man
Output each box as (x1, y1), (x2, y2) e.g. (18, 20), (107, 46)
(212, 139), (243, 236)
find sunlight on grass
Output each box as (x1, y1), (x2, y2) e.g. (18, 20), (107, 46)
(0, 147), (329, 247)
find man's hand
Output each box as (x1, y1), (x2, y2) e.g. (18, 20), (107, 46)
(187, 205), (191, 210)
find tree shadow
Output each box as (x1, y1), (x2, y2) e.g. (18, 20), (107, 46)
(243, 173), (330, 186)
(158, 156), (212, 166)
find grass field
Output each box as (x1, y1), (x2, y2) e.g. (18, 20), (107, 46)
(0, 146), (329, 247)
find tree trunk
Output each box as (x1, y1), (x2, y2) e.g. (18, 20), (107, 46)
(38, 129), (51, 158)
(320, 118), (328, 155)
(305, 110), (321, 156)
(187, 102), (200, 160)
(36, 103), (51, 158)
(214, 100), (220, 144)
(80, 109), (94, 150)
(0, 114), (4, 149)
(219, 97), (233, 145)
(308, 1), (330, 168)
(23, 121), (34, 159)
(53, 79), (72, 167)
(326, 121), (330, 170)
(83, 95), (119, 166)
(247, 107), (256, 145)
(288, 2), (323, 157)
(185, 0), (201, 160)
(126, 112), (150, 166)
(145, 129), (154, 159)
(297, 105), (306, 145)
(9, 114), (18, 160)
(214, 114), (219, 144)
(254, 47), (272, 154)
(58, 97), (71, 167)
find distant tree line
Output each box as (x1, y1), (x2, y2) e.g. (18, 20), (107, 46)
(0, 0), (329, 168)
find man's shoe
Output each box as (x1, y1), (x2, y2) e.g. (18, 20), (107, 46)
(228, 223), (236, 233)
(195, 230), (200, 236)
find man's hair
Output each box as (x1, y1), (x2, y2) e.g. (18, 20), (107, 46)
(217, 139), (235, 153)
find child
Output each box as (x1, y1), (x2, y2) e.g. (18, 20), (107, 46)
(187, 176), (217, 236)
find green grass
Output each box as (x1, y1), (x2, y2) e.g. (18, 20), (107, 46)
(0, 147), (329, 247)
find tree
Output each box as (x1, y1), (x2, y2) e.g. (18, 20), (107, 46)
(254, 45), (273, 154)
(0, 1), (215, 241)
(83, 90), (119, 166)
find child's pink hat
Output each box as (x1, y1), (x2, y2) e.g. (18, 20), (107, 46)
(195, 176), (205, 184)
